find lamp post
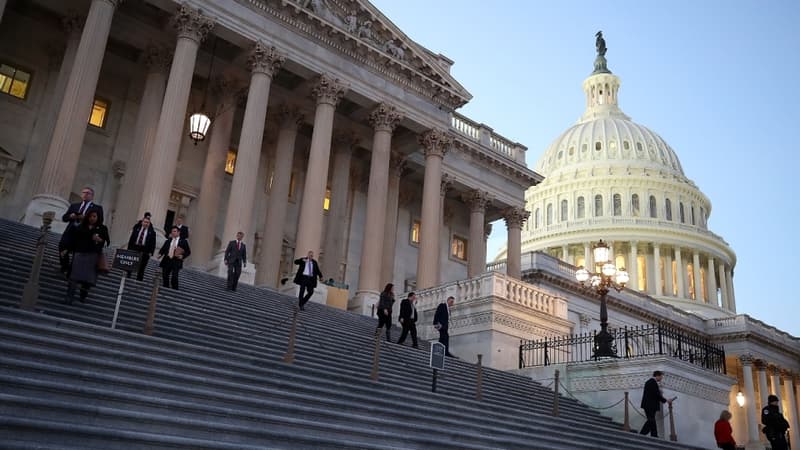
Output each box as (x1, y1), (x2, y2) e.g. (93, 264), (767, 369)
(575, 239), (629, 358)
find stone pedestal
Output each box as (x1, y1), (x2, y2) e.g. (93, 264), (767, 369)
(349, 290), (378, 316)
(23, 195), (69, 233)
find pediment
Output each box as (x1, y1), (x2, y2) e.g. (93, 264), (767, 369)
(245, 0), (472, 110)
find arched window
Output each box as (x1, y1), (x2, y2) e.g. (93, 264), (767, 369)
(691, 205), (696, 225)
(649, 195), (657, 218)
(631, 194), (640, 217)
(700, 207), (706, 227)
(534, 208), (541, 229)
(577, 197), (585, 219)
(613, 194), (622, 216)
(560, 199), (568, 221)
(679, 202), (685, 223)
(594, 195), (603, 217)
(546, 203), (553, 226)
(665, 199), (673, 221)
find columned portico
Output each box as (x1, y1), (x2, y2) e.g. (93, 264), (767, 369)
(674, 247), (685, 298)
(740, 355), (762, 449)
(137, 5), (214, 233)
(380, 152), (406, 287)
(718, 263), (730, 310)
(707, 257), (717, 306)
(628, 241), (638, 291)
(111, 45), (171, 245)
(256, 105), (303, 287)
(321, 132), (357, 284)
(24, 0), (123, 229)
(213, 42), (284, 283)
(653, 244), (663, 296)
(354, 103), (403, 306)
(191, 77), (241, 268)
(416, 129), (450, 290)
(692, 251), (702, 301)
(294, 74), (347, 258)
(504, 207), (529, 279)
(463, 189), (491, 278)
(583, 242), (591, 269)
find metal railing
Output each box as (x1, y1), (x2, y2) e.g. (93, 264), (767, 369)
(519, 323), (726, 373)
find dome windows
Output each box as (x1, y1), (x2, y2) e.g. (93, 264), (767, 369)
(623, 140), (630, 150)
(594, 195), (603, 217)
(534, 208), (541, 229)
(636, 142), (643, 153)
(665, 199), (673, 221)
(649, 196), (657, 218)
(557, 150), (563, 159)
(561, 199), (568, 221)
(546, 203), (553, 225)
(613, 194), (622, 216)
(609, 140), (617, 150)
(581, 143), (588, 152)
(568, 146), (575, 156)
(632, 194), (640, 216)
(595, 141), (602, 151)
(577, 196), (585, 219)
(679, 202), (686, 223)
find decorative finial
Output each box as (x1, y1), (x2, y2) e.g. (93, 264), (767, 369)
(592, 30), (611, 74)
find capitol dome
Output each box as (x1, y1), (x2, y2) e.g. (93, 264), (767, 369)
(519, 51), (737, 319)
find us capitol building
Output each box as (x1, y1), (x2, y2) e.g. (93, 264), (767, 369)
(0, 1), (797, 449)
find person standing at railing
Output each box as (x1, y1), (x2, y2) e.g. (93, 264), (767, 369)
(713, 410), (736, 450)
(396, 292), (418, 348)
(433, 296), (455, 357)
(375, 283), (395, 342)
(639, 370), (671, 437)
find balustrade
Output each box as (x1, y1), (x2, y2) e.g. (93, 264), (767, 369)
(450, 112), (523, 162)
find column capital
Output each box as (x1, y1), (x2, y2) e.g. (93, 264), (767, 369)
(440, 173), (454, 196)
(312, 74), (348, 106)
(172, 3), (215, 43)
(276, 103), (304, 130)
(142, 44), (173, 73)
(419, 128), (451, 158)
(389, 151), (407, 178)
(503, 206), (530, 229)
(369, 102), (403, 133)
(62, 11), (85, 37)
(739, 353), (755, 366)
(248, 41), (285, 77)
(754, 359), (768, 371)
(462, 189), (493, 213)
(781, 369), (795, 380)
(770, 365), (782, 376)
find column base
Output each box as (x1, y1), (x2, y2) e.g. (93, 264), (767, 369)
(348, 290), (379, 316)
(208, 252), (256, 286)
(23, 194), (69, 233)
(279, 282), (329, 306)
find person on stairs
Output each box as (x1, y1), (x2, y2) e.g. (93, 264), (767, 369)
(375, 283), (395, 341)
(58, 186), (103, 276)
(433, 296), (456, 357)
(293, 250), (322, 310)
(62, 207), (108, 305)
(639, 370), (671, 437)
(127, 214), (156, 281)
(396, 291), (418, 348)
(174, 214), (189, 240)
(713, 410), (736, 450)
(224, 231), (247, 291)
(158, 226), (191, 290)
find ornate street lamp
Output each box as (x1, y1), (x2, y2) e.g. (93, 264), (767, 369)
(575, 239), (629, 358)
(736, 391), (745, 408)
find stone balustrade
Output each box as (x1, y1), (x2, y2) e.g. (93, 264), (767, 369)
(526, 216), (729, 245)
(450, 112), (527, 163)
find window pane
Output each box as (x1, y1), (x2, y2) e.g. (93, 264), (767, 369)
(88, 99), (108, 128)
(560, 199), (568, 221)
(632, 194), (640, 216)
(546, 204), (553, 225)
(411, 221), (420, 244)
(225, 149), (237, 175)
(649, 196), (657, 218)
(577, 197), (585, 219)
(594, 195), (603, 217)
(9, 70), (30, 98)
(613, 194), (621, 216)
(323, 188), (331, 211)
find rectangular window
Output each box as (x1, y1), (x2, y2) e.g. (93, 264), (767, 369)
(410, 220), (421, 245)
(323, 188), (331, 211)
(451, 235), (468, 261)
(88, 98), (109, 128)
(225, 149), (237, 175)
(0, 63), (31, 99)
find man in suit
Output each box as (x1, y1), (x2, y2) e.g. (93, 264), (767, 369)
(224, 231), (247, 291)
(761, 395), (790, 450)
(293, 250), (322, 310)
(396, 292), (419, 348)
(175, 215), (189, 240)
(127, 214), (157, 281)
(639, 370), (671, 437)
(158, 226), (191, 290)
(433, 296), (455, 357)
(59, 187), (103, 275)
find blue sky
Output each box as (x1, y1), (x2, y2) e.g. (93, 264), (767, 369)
(371, 0), (800, 336)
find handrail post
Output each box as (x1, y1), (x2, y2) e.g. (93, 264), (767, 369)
(283, 308), (299, 364)
(475, 354), (483, 401)
(552, 369), (560, 416)
(143, 277), (160, 336)
(623, 391), (630, 431)
(668, 401), (677, 441)
(370, 327), (381, 381)
(20, 211), (55, 311)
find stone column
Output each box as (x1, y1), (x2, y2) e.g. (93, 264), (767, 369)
(692, 251), (702, 301)
(740, 355), (762, 448)
(504, 207), (529, 279)
(756, 360), (769, 409)
(437, 174), (453, 284)
(561, 244), (569, 264)
(770, 366), (782, 397)
(190, 76), (241, 268)
(256, 105), (304, 287)
(629, 241), (638, 291)
(415, 129), (451, 289)
(718, 263), (730, 310)
(15, 15), (83, 221)
(380, 152), (406, 286)
(214, 42), (284, 283)
(320, 132), (358, 284)
(137, 5), (214, 231)
(707, 257), (718, 307)
(653, 244), (663, 296)
(355, 103), (403, 304)
(674, 246), (685, 298)
(726, 266), (737, 312)
(583, 242), (591, 269)
(483, 223), (493, 270)
(24, 0), (123, 227)
(783, 372), (800, 450)
(110, 45), (172, 245)
(294, 75), (348, 258)
(463, 189), (492, 278)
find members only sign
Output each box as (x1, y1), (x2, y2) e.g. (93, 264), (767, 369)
(113, 249), (141, 273)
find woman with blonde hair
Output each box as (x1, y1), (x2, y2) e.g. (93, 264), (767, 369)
(714, 410), (736, 450)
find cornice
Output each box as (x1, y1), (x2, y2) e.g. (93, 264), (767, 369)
(450, 134), (542, 188)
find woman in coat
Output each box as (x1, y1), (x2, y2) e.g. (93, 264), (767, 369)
(63, 207), (109, 304)
(375, 283), (395, 341)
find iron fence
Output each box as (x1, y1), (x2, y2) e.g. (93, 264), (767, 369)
(519, 323), (726, 374)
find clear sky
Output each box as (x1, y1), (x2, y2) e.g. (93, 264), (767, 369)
(371, 0), (800, 336)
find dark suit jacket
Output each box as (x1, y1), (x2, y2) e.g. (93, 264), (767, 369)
(224, 240), (247, 266)
(433, 303), (450, 331)
(640, 377), (666, 412)
(127, 223), (157, 255)
(293, 258), (322, 287)
(159, 238), (191, 269)
(60, 202), (104, 247)
(176, 224), (189, 240)
(399, 299), (418, 323)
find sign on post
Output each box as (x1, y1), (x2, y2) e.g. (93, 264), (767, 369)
(430, 342), (446, 393)
(110, 249), (142, 329)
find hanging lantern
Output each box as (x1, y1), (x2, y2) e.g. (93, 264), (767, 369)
(188, 112), (211, 145)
